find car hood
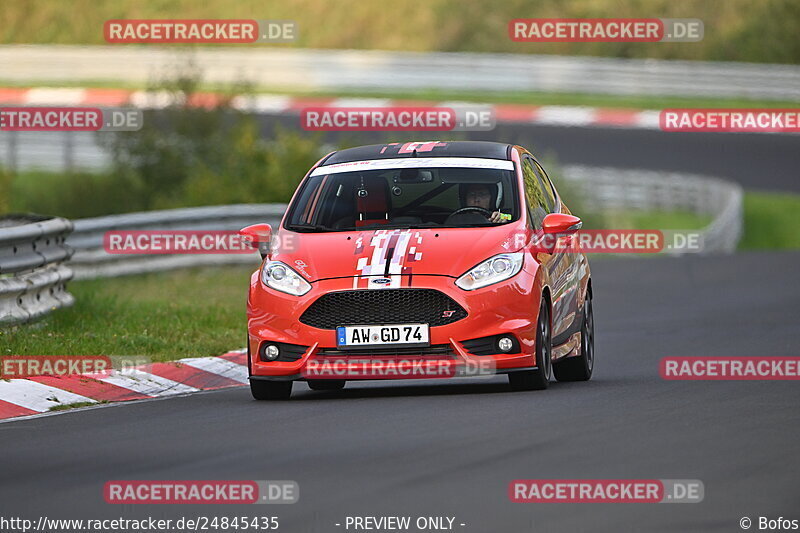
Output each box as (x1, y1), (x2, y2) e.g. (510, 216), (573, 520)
(272, 225), (527, 282)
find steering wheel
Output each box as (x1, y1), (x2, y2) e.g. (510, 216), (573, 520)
(449, 206), (493, 218)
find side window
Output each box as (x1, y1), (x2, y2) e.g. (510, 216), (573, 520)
(521, 156), (548, 228)
(293, 176), (326, 225)
(532, 161), (557, 213)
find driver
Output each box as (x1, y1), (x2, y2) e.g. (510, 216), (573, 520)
(461, 183), (506, 224)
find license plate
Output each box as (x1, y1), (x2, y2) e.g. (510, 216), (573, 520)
(336, 324), (430, 349)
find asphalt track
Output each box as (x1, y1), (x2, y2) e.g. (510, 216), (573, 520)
(33, 111), (783, 190)
(1, 251), (799, 532)
(491, 124), (800, 193)
(6, 113), (798, 192)
(256, 115), (800, 193)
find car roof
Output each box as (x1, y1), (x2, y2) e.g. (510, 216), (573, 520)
(321, 141), (512, 165)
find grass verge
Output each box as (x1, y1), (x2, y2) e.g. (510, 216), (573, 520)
(740, 192), (800, 250)
(598, 210), (712, 230)
(1, 79), (797, 110)
(0, 265), (256, 361)
(49, 401), (108, 412)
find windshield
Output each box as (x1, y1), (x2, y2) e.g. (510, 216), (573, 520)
(285, 163), (519, 232)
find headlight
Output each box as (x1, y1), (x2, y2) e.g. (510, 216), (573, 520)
(455, 253), (523, 290)
(260, 261), (311, 296)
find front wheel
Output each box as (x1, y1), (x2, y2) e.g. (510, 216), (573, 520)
(250, 379), (293, 400)
(554, 292), (594, 382)
(508, 299), (551, 391)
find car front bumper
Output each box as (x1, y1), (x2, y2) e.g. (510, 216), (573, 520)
(247, 272), (544, 381)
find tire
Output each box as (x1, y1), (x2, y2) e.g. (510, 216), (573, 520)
(307, 380), (346, 391)
(250, 379), (293, 400)
(508, 299), (551, 391)
(554, 293), (594, 382)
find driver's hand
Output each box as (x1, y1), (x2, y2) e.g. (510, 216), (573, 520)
(489, 211), (506, 223)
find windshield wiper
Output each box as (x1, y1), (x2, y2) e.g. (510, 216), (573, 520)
(286, 223), (338, 232)
(372, 224), (438, 230)
(435, 223), (499, 228)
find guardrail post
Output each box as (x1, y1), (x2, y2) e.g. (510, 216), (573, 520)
(0, 215), (75, 326)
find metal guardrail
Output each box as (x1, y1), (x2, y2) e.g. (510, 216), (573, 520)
(65, 166), (743, 281)
(68, 204), (285, 280)
(561, 165), (743, 253)
(1, 45), (798, 100)
(0, 215), (75, 325)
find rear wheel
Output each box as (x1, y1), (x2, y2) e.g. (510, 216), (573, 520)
(554, 293), (594, 382)
(307, 380), (346, 391)
(508, 299), (551, 391)
(250, 379), (293, 400)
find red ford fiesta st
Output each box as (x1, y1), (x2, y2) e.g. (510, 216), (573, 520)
(241, 141), (593, 399)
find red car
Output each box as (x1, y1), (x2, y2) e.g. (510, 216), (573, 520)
(240, 141), (593, 400)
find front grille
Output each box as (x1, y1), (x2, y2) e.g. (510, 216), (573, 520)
(300, 289), (467, 330)
(317, 344), (456, 358)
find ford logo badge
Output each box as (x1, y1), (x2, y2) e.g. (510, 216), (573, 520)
(371, 278), (391, 285)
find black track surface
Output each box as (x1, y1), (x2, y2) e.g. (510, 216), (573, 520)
(2, 252), (798, 532)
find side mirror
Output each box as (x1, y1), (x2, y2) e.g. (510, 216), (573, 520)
(542, 213), (582, 235)
(239, 223), (272, 260)
(534, 214), (582, 254)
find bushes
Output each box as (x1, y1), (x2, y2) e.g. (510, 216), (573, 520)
(178, 124), (323, 207)
(98, 70), (326, 212)
(9, 170), (144, 218)
(3, 0), (799, 63)
(2, 71), (328, 218)
(102, 111), (323, 211)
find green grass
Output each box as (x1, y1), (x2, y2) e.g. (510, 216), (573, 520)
(0, 266), (255, 361)
(2, 80), (797, 111)
(2, 0), (800, 64)
(740, 191), (800, 249)
(595, 193), (800, 250)
(599, 210), (712, 230)
(49, 401), (107, 412)
(576, 209), (712, 259)
(276, 88), (800, 111)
